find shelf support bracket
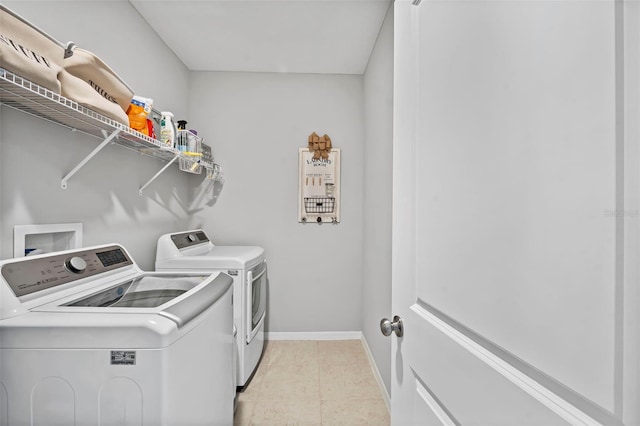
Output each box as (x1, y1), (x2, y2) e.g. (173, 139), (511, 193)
(138, 154), (180, 196)
(61, 128), (121, 189)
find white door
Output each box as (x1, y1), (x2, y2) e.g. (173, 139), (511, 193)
(390, 1), (640, 425)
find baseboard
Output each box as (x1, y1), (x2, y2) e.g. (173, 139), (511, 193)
(266, 331), (363, 340)
(361, 335), (391, 414)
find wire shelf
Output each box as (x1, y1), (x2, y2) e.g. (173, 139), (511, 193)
(0, 68), (220, 173)
(0, 68), (181, 161)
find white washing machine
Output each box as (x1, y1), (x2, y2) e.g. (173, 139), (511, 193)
(155, 230), (266, 389)
(0, 244), (235, 426)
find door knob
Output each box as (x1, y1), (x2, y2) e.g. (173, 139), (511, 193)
(380, 315), (404, 337)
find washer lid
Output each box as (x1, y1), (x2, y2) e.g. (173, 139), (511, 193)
(156, 245), (264, 270)
(64, 275), (205, 308)
(0, 272), (233, 349)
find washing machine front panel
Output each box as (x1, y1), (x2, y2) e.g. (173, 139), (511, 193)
(0, 284), (235, 425)
(0, 244), (236, 425)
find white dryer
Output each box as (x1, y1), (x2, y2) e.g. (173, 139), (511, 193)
(0, 244), (235, 426)
(155, 230), (266, 389)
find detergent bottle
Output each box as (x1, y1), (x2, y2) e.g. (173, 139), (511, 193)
(127, 96), (152, 135)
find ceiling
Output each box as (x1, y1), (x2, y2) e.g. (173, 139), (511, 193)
(130, 0), (392, 75)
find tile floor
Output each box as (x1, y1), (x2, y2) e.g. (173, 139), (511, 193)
(233, 340), (390, 426)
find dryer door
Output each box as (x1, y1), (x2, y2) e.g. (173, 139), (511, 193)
(246, 260), (267, 343)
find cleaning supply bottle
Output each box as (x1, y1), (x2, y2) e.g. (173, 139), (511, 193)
(160, 112), (177, 148)
(176, 120), (188, 152)
(127, 96), (152, 135)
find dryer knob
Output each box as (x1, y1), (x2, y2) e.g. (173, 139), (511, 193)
(65, 256), (87, 273)
(188, 234), (197, 242)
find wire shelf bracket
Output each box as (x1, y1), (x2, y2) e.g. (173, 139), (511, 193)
(61, 128), (121, 189)
(139, 154), (180, 196)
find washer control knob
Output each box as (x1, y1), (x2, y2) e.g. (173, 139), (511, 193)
(65, 256), (87, 273)
(188, 234), (197, 242)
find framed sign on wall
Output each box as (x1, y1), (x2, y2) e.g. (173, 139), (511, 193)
(298, 133), (340, 224)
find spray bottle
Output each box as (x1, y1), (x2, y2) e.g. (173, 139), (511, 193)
(160, 112), (177, 148)
(176, 120), (188, 152)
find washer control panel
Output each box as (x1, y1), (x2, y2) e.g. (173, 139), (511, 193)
(170, 230), (210, 249)
(1, 245), (133, 298)
(65, 256), (87, 274)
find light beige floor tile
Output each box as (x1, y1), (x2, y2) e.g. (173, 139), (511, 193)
(259, 362), (320, 401)
(266, 340), (319, 367)
(321, 398), (390, 426)
(260, 339), (274, 365)
(249, 399), (322, 425)
(234, 399), (255, 426)
(319, 363), (382, 401)
(239, 357), (269, 402)
(236, 340), (388, 425)
(318, 340), (368, 367)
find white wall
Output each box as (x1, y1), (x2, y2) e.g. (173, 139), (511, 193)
(187, 72), (365, 332)
(0, 1), (192, 269)
(362, 4), (394, 395)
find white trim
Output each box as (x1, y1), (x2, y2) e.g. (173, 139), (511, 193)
(411, 304), (602, 426)
(415, 381), (456, 426)
(265, 331), (362, 341)
(361, 334), (391, 413)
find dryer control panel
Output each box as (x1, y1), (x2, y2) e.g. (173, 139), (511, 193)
(171, 230), (210, 249)
(1, 245), (133, 298)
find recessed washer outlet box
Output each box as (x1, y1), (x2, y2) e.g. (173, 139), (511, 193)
(13, 223), (83, 258)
